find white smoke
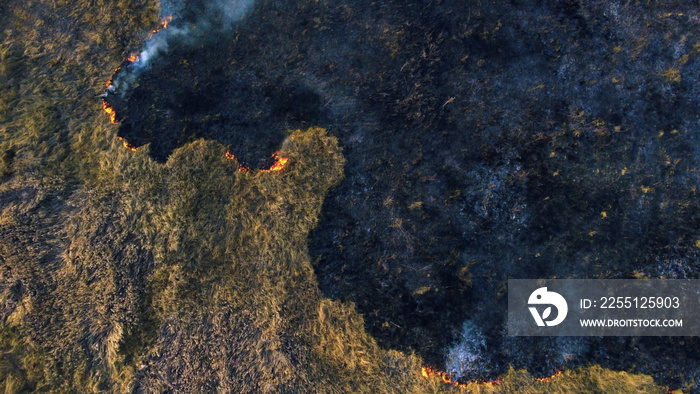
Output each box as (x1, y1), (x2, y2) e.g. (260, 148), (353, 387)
(105, 0), (257, 98)
(219, 0), (256, 28)
(160, 0), (183, 18)
(444, 320), (487, 381)
(104, 23), (185, 98)
(133, 26), (186, 71)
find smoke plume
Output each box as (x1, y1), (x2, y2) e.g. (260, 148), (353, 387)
(104, 0), (256, 99)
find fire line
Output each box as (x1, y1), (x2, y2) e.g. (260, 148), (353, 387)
(226, 150), (289, 173)
(420, 365), (565, 388)
(117, 137), (139, 152)
(101, 15), (290, 166)
(102, 15), (173, 114)
(102, 101), (118, 124)
(420, 366), (501, 388)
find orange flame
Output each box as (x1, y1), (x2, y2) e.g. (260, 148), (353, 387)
(123, 16), (173, 65)
(421, 366), (503, 388)
(117, 137), (139, 152)
(105, 63), (124, 88)
(421, 365), (564, 388)
(261, 152), (289, 173)
(102, 16), (175, 133)
(149, 16), (173, 37)
(123, 141), (139, 152)
(534, 370), (563, 382)
(102, 101), (118, 124)
(161, 16), (173, 29)
(420, 366), (475, 388)
(225, 150), (250, 171)
(225, 150), (289, 173)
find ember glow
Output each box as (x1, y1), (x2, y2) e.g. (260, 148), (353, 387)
(103, 15), (174, 99)
(421, 365), (568, 388)
(421, 366), (459, 385)
(155, 16), (173, 33)
(224, 150), (250, 171)
(101, 16), (176, 145)
(420, 366), (495, 388)
(147, 16), (173, 40)
(420, 365), (505, 388)
(534, 370), (563, 382)
(225, 150), (288, 172)
(118, 137), (139, 152)
(104, 62), (125, 89)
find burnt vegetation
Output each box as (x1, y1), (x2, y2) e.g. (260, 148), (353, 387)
(105, 29), (324, 166)
(0, 0), (698, 392)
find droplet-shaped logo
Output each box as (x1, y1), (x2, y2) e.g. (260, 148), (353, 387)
(528, 287), (568, 327)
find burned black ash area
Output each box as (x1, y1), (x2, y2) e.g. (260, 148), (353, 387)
(103, 23), (322, 166)
(298, 0), (700, 386)
(104, 0), (700, 388)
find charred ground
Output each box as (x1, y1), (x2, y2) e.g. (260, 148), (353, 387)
(104, 27), (322, 166)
